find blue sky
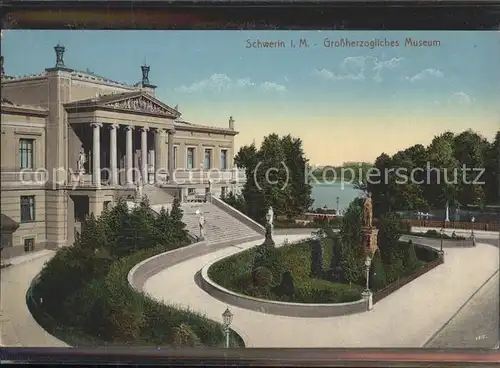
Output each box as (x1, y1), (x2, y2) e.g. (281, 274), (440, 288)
(2, 30), (499, 165)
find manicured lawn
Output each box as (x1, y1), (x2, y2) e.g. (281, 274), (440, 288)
(208, 239), (364, 304)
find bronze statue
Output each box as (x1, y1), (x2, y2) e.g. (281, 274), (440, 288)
(363, 192), (373, 228)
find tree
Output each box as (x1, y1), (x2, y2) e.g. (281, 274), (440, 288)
(369, 251), (387, 291)
(339, 197), (364, 248)
(340, 242), (364, 285)
(233, 134), (313, 224)
(153, 206), (174, 247)
(453, 130), (489, 206)
(170, 196), (188, 242)
(377, 213), (405, 263)
(424, 132), (459, 208)
(234, 143), (259, 171)
(281, 135), (314, 219)
(220, 190), (246, 213)
(367, 153), (393, 216)
(484, 131), (500, 204)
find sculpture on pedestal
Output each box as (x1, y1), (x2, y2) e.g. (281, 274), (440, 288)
(266, 206), (274, 231)
(362, 192), (378, 255)
(363, 192), (373, 228)
(135, 177), (144, 202)
(263, 206), (275, 246)
(197, 209), (205, 240)
(77, 148), (87, 173)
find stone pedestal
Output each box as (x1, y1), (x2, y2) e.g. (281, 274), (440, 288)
(362, 226), (379, 255)
(362, 290), (373, 311)
(262, 223), (275, 246)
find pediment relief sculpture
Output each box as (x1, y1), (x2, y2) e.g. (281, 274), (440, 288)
(105, 96), (172, 116)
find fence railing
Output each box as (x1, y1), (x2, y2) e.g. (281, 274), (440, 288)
(404, 219), (500, 232)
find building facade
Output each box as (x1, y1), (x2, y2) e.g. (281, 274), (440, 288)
(0, 45), (245, 259)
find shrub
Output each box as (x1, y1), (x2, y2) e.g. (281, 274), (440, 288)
(294, 279), (362, 303)
(339, 198), (364, 248)
(339, 244), (364, 285)
(172, 324), (201, 348)
(377, 214), (405, 260)
(31, 198), (243, 348)
(274, 270), (295, 300)
(384, 259), (405, 284)
(252, 266), (273, 287)
(402, 240), (418, 270)
(278, 242), (311, 282)
(369, 251), (387, 291)
(209, 249), (256, 289)
(310, 238), (324, 278)
(252, 245), (285, 281)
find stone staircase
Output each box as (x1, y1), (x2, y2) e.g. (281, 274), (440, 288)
(180, 202), (263, 245)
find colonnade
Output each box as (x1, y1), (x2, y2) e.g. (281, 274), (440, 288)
(90, 123), (175, 186)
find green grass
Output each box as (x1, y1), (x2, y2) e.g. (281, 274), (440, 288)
(29, 245), (245, 348)
(208, 239), (363, 304)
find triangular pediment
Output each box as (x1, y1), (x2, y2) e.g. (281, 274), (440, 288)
(101, 93), (181, 118)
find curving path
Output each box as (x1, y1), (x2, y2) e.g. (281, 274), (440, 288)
(144, 231), (499, 348)
(0, 227), (497, 348)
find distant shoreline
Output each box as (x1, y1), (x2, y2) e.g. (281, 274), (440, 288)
(311, 180), (359, 187)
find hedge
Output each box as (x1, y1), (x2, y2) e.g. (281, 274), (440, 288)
(29, 198), (245, 348)
(208, 239), (363, 304)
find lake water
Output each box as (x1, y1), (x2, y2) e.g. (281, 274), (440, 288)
(311, 182), (361, 211)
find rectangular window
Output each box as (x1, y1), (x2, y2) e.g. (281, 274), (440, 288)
(20, 196), (35, 222)
(204, 149), (212, 169)
(220, 149), (228, 170)
(187, 147), (195, 169)
(24, 238), (35, 253)
(173, 146), (178, 169)
(188, 188), (196, 195)
(19, 138), (34, 169)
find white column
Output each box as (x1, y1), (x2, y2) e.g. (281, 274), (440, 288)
(92, 123), (102, 186)
(125, 125), (134, 185)
(141, 126), (148, 182)
(167, 129), (175, 181)
(109, 124), (119, 185)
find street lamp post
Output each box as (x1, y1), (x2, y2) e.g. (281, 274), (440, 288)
(364, 255), (371, 292)
(471, 216), (476, 247)
(439, 228), (444, 256)
(222, 307), (233, 349)
(362, 255), (373, 310)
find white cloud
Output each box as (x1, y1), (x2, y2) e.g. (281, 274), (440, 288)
(176, 73), (286, 93)
(373, 57), (404, 83)
(405, 68), (444, 82)
(448, 92), (473, 105)
(314, 56), (404, 82)
(259, 82), (287, 92)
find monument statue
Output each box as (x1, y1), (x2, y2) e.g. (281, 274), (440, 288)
(77, 148), (86, 173)
(197, 209), (205, 240)
(363, 192), (373, 228)
(266, 206), (274, 229)
(136, 177), (144, 201)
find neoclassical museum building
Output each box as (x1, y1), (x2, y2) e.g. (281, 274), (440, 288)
(0, 45), (245, 259)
